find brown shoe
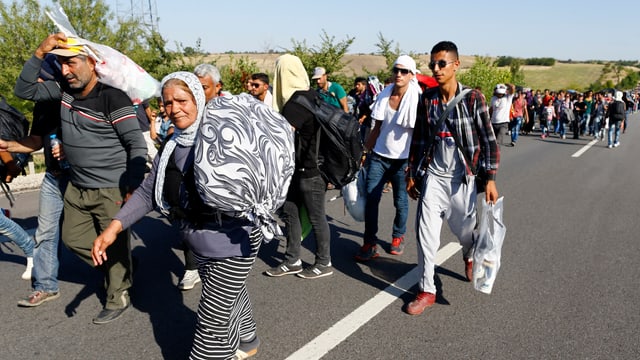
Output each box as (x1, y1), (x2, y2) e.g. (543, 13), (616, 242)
(464, 257), (473, 282)
(406, 291), (435, 315)
(18, 290), (60, 307)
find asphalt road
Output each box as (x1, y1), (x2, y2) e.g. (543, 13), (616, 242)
(2, 113), (640, 360)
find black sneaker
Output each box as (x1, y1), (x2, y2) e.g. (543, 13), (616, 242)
(296, 263), (333, 279)
(264, 261), (302, 277)
(92, 304), (130, 325)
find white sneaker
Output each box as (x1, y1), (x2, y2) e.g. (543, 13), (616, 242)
(614, 142), (620, 147)
(178, 269), (201, 290)
(21, 257), (33, 280)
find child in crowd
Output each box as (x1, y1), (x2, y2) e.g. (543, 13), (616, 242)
(541, 99), (556, 139)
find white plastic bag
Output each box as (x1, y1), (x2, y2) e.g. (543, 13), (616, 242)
(473, 197), (506, 294)
(46, 5), (160, 103)
(341, 167), (366, 222)
(194, 94), (295, 241)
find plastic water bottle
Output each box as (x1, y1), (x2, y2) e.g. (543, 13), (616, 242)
(475, 259), (496, 294)
(49, 134), (70, 170)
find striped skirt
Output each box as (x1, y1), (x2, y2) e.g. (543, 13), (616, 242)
(189, 227), (263, 360)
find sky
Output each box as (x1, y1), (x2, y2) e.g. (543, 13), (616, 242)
(80, 1), (640, 61)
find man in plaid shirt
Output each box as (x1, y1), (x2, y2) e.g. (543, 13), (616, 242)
(405, 41), (500, 315)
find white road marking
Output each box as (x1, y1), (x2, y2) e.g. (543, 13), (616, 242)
(285, 242), (462, 360)
(571, 139), (598, 158)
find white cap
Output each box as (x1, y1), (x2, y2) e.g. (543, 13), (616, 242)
(311, 67), (326, 79)
(495, 84), (507, 95)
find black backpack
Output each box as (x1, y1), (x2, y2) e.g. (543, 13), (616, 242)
(0, 96), (30, 179)
(609, 101), (625, 121)
(290, 90), (363, 187)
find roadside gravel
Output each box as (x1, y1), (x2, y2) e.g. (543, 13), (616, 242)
(3, 173), (45, 193)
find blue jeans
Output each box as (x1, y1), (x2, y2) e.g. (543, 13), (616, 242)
(33, 172), (67, 293)
(282, 174), (331, 266)
(511, 117), (523, 142)
(592, 115), (602, 137)
(582, 113), (591, 135)
(363, 153), (408, 244)
(608, 121), (621, 146)
(557, 120), (566, 137)
(0, 208), (33, 257)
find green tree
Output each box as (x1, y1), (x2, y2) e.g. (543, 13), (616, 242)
(0, 0), (51, 112)
(0, 0), (177, 116)
(374, 32), (401, 71)
(509, 58), (525, 86)
(364, 32), (421, 86)
(458, 56), (511, 98)
(286, 30), (355, 89)
(617, 70), (640, 90)
(216, 55), (260, 95)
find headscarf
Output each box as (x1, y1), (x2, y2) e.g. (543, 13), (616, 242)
(272, 54), (310, 112)
(370, 55), (422, 128)
(154, 71), (206, 215)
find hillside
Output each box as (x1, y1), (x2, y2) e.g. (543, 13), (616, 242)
(204, 53), (621, 92)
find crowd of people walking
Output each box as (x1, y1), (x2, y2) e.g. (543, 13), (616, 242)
(0, 31), (637, 359)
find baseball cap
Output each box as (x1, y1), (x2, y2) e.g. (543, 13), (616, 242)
(48, 37), (89, 57)
(495, 84), (507, 95)
(311, 67), (326, 80)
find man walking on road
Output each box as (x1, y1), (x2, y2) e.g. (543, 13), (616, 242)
(354, 55), (421, 261)
(14, 33), (147, 324)
(407, 41), (500, 315)
(0, 100), (69, 308)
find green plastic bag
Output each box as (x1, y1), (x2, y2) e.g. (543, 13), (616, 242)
(299, 204), (312, 241)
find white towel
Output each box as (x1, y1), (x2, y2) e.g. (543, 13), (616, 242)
(370, 79), (422, 128)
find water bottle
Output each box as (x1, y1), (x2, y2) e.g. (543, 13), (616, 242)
(49, 134), (70, 170)
(475, 259), (496, 294)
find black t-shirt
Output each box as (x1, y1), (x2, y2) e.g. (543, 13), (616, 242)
(282, 90), (321, 177)
(30, 101), (62, 170)
(135, 100), (150, 132)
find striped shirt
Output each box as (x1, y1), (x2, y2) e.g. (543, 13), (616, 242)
(409, 83), (499, 181)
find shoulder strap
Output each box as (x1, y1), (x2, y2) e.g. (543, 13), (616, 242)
(422, 88), (472, 160)
(443, 89), (478, 174)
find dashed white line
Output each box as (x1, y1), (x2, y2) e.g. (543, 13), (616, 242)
(285, 242), (462, 360)
(571, 139), (598, 158)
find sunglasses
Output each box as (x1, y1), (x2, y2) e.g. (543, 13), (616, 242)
(428, 60), (455, 71)
(392, 67), (411, 75)
(249, 82), (262, 88)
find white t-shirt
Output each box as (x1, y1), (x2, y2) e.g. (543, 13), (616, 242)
(372, 106), (414, 159)
(490, 93), (513, 124)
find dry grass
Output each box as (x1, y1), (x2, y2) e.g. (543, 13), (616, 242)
(205, 53), (620, 92)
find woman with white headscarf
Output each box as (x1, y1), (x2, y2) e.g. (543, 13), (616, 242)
(91, 71), (262, 360)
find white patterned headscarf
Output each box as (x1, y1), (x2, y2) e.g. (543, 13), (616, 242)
(154, 71), (206, 215)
